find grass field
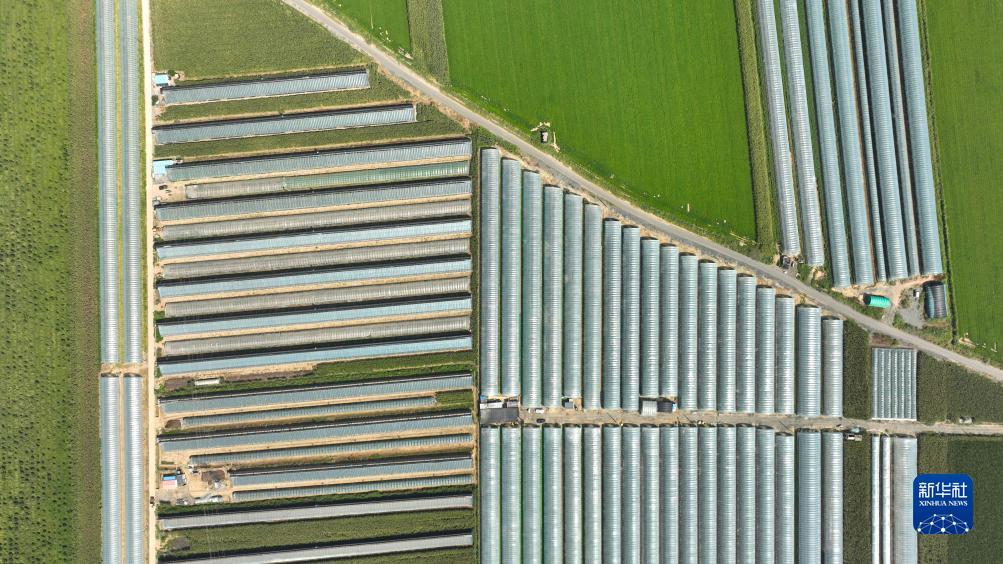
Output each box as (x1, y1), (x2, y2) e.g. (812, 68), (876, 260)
(918, 435), (1003, 563)
(155, 103), (464, 159)
(152, 0), (364, 81)
(923, 0), (1003, 364)
(916, 352), (1003, 424)
(161, 509), (472, 558)
(0, 0), (100, 561)
(327, 0), (412, 53)
(843, 321), (873, 420)
(441, 0), (756, 241)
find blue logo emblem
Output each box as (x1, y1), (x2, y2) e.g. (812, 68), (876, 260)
(913, 473), (973, 534)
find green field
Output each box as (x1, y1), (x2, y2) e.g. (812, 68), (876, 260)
(0, 0), (100, 561)
(161, 509), (472, 558)
(327, 0), (412, 53)
(842, 321), (873, 420)
(441, 0), (756, 240)
(924, 0), (1003, 364)
(152, 0), (364, 81)
(916, 352), (1003, 424)
(919, 436), (1003, 563)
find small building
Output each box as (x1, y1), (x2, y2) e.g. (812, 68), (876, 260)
(924, 281), (948, 319)
(479, 406), (519, 425)
(863, 294), (891, 309)
(160, 474), (178, 490)
(153, 73), (172, 88)
(640, 398), (658, 416)
(657, 399), (676, 413)
(152, 159), (175, 180)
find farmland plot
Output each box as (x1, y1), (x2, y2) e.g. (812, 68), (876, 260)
(442, 0), (756, 240)
(924, 0), (1003, 363)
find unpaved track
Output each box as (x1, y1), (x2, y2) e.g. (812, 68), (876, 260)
(283, 0), (1003, 384)
(520, 407), (1003, 437)
(140, 0), (157, 558)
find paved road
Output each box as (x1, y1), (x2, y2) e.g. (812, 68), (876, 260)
(517, 407), (1003, 437)
(284, 0), (1003, 384)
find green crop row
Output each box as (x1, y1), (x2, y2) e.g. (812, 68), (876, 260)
(161, 509), (473, 559)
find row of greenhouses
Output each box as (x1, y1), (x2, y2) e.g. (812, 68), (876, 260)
(170, 532), (474, 564)
(159, 493), (473, 530)
(153, 104), (415, 145)
(871, 436), (918, 564)
(480, 425), (845, 564)
(757, 0), (943, 287)
(153, 139), (475, 377)
(479, 149), (844, 414)
(159, 68), (370, 105)
(97, 0), (144, 560)
(872, 347), (917, 421)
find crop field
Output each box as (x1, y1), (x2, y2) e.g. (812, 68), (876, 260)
(160, 353), (475, 398)
(441, 0), (756, 240)
(327, 0), (412, 53)
(161, 508), (472, 558)
(0, 0), (100, 561)
(152, 0), (364, 81)
(843, 438), (871, 564)
(923, 0), (1003, 363)
(919, 435), (1003, 563)
(734, 0), (777, 255)
(842, 321), (873, 420)
(916, 352), (1003, 424)
(155, 103), (464, 159)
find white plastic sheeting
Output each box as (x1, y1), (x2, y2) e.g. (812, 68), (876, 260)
(603, 220), (623, 410)
(501, 159), (522, 398)
(522, 173), (543, 408)
(543, 186), (564, 408)
(161, 70), (370, 105)
(781, 0), (826, 266)
(564, 194), (584, 399)
(621, 228), (641, 412)
(872, 347), (917, 420)
(756, 0), (802, 255)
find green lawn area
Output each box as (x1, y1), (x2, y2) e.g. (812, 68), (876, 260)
(0, 0), (100, 561)
(326, 0), (412, 53)
(441, 0), (756, 241)
(152, 0), (365, 81)
(924, 0), (1003, 364)
(918, 435), (1003, 563)
(161, 509), (472, 558)
(916, 352), (1003, 424)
